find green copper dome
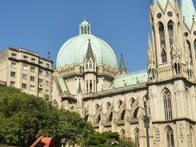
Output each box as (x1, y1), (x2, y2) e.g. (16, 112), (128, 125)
(56, 20), (117, 69)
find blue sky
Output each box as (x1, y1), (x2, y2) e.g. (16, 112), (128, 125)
(0, 1), (195, 72)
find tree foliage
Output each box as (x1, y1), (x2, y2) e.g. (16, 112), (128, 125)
(83, 131), (136, 147)
(0, 87), (94, 147)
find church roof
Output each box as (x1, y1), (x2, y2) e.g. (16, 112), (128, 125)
(56, 20), (117, 69)
(111, 70), (147, 88)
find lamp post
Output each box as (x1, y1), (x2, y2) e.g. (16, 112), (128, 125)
(143, 96), (150, 147)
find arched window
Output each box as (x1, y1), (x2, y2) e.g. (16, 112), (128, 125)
(84, 114), (89, 121)
(106, 102), (111, 110)
(166, 126), (174, 147)
(52, 99), (59, 108)
(194, 39), (196, 58)
(130, 98), (135, 108)
(159, 22), (166, 48)
(161, 48), (167, 63)
(86, 61), (88, 69)
(134, 128), (140, 147)
(186, 40), (192, 64)
(120, 129), (125, 136)
(163, 88), (173, 120)
(120, 109), (126, 120)
(95, 104), (100, 111)
(95, 114), (101, 124)
(89, 61), (92, 69)
(107, 112), (113, 122)
(168, 21), (174, 47)
(90, 80), (92, 93)
(117, 100), (123, 110)
(133, 107), (139, 119)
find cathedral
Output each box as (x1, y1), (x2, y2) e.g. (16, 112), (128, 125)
(51, 0), (196, 146)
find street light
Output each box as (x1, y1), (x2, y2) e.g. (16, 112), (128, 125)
(143, 95), (150, 147)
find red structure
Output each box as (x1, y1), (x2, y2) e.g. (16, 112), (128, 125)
(30, 136), (55, 147)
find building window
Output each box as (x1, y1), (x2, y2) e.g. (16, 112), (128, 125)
(11, 62), (16, 68)
(22, 83), (27, 89)
(168, 21), (174, 47)
(11, 53), (17, 58)
(10, 71), (16, 78)
(39, 61), (44, 66)
(38, 79), (43, 84)
(117, 100), (123, 110)
(161, 48), (167, 63)
(31, 66), (36, 72)
(134, 128), (140, 147)
(46, 63), (50, 68)
(31, 58), (36, 63)
(159, 22), (166, 47)
(166, 127), (174, 147)
(30, 85), (35, 91)
(39, 70), (43, 75)
(38, 88), (43, 93)
(23, 64), (28, 70)
(30, 76), (35, 82)
(163, 88), (173, 120)
(22, 74), (27, 80)
(46, 80), (49, 86)
(10, 81), (15, 87)
(23, 55), (28, 61)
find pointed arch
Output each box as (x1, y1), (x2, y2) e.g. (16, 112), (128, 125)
(186, 40), (193, 64)
(120, 129), (125, 137)
(120, 109), (126, 120)
(162, 88), (173, 120)
(165, 126), (174, 147)
(117, 100), (123, 110)
(133, 107), (139, 119)
(52, 99), (59, 108)
(106, 102), (111, 110)
(107, 111), (113, 122)
(134, 128), (140, 147)
(130, 98), (135, 108)
(158, 22), (166, 48)
(168, 20), (174, 47)
(194, 39), (196, 58)
(95, 104), (100, 111)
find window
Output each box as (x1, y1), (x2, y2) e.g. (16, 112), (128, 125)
(46, 80), (49, 86)
(10, 71), (16, 78)
(30, 76), (35, 82)
(161, 48), (167, 63)
(22, 74), (27, 80)
(168, 21), (174, 47)
(166, 127), (174, 147)
(31, 58), (36, 63)
(30, 85), (35, 91)
(120, 109), (126, 120)
(10, 81), (15, 87)
(117, 100), (123, 110)
(39, 61), (43, 66)
(11, 62), (16, 68)
(159, 22), (166, 47)
(23, 64), (28, 70)
(11, 53), (16, 58)
(22, 83), (27, 89)
(38, 88), (43, 93)
(31, 66), (35, 72)
(38, 79), (43, 84)
(23, 55), (28, 61)
(134, 128), (140, 147)
(46, 63), (50, 68)
(39, 70), (43, 75)
(163, 88), (173, 120)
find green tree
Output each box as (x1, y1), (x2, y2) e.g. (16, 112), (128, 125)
(0, 87), (94, 147)
(84, 131), (136, 147)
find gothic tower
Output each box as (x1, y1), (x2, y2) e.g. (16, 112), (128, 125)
(147, 1), (196, 146)
(83, 39), (97, 94)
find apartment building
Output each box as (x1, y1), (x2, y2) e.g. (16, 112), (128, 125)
(0, 47), (53, 99)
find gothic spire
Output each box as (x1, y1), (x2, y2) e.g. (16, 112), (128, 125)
(153, 0), (175, 9)
(181, 0), (196, 29)
(86, 39), (95, 60)
(119, 53), (127, 75)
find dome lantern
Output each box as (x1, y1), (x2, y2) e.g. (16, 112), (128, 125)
(79, 20), (91, 35)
